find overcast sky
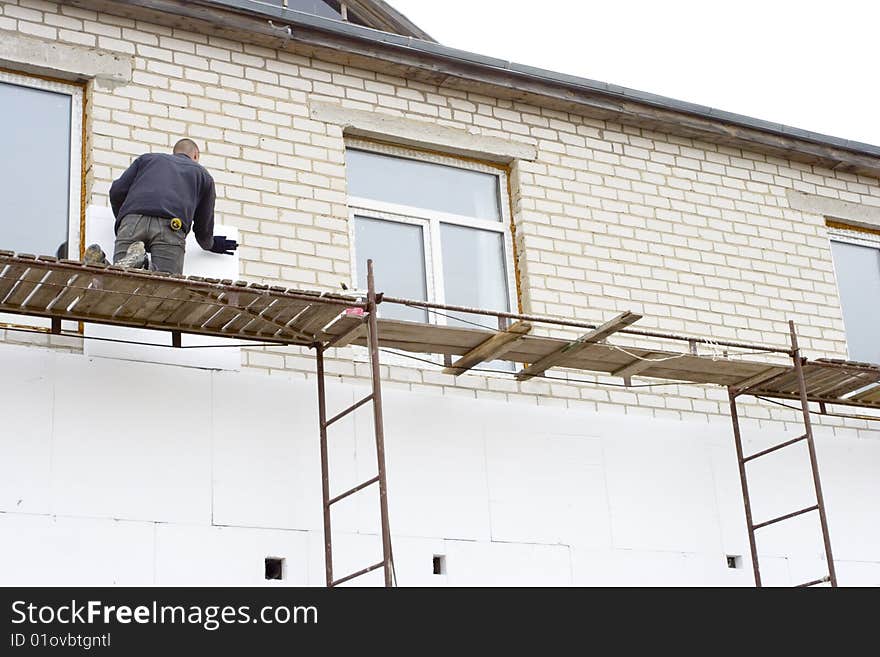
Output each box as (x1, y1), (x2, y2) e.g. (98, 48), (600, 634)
(390, 0), (879, 146)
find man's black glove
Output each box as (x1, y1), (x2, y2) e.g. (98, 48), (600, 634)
(211, 235), (238, 255)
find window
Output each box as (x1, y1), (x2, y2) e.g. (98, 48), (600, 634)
(346, 142), (517, 333)
(266, 1), (371, 27)
(0, 71), (83, 259)
(276, 1), (341, 20)
(829, 226), (880, 365)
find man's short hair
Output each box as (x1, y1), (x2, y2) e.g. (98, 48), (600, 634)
(173, 138), (200, 157)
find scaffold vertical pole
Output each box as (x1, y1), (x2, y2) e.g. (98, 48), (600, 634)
(789, 321), (838, 587)
(315, 344), (334, 587)
(728, 387), (762, 587)
(367, 259), (394, 587)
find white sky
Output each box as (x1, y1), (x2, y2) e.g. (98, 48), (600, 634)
(389, 0), (880, 147)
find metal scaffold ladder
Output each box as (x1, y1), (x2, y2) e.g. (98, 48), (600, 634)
(314, 260), (394, 587)
(728, 321), (838, 588)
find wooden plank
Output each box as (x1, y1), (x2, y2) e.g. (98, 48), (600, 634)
(178, 289), (243, 330)
(369, 319), (773, 387)
(288, 303), (343, 337)
(734, 366), (790, 392)
(22, 268), (74, 311)
(813, 371), (880, 399)
(125, 279), (190, 322)
(257, 296), (311, 330)
(848, 384), (880, 403)
(191, 289), (312, 340)
(45, 273), (86, 314)
(163, 292), (221, 328)
(0, 264), (28, 302)
(223, 292), (277, 334)
(69, 272), (122, 316)
(611, 352), (666, 379)
(628, 363), (753, 387)
(144, 281), (204, 324)
(516, 311), (641, 381)
(201, 293), (270, 334)
(157, 279), (222, 327)
(804, 368), (853, 396)
(184, 301), (228, 330)
(758, 369), (801, 394)
(644, 358), (769, 384)
(200, 296), (253, 331)
(443, 321), (532, 375)
(238, 305), (302, 339)
(3, 267), (49, 306)
(325, 316), (367, 348)
(88, 272), (150, 318)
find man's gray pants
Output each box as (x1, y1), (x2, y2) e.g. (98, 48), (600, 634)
(114, 213), (186, 275)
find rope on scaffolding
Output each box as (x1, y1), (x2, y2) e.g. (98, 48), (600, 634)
(606, 344), (689, 363)
(378, 347), (691, 389)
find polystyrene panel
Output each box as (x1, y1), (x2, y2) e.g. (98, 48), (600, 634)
(82, 205), (240, 371)
(486, 396), (607, 446)
(707, 442), (752, 559)
(50, 353), (212, 522)
(603, 431), (722, 553)
(752, 509), (827, 563)
(739, 434), (817, 529)
(485, 432), (610, 547)
(210, 371), (332, 532)
(835, 559), (880, 587)
(0, 345), (54, 513)
(323, 383), (378, 535)
(571, 548), (688, 586)
(751, 554), (793, 587)
(2, 347), (878, 587)
(570, 547), (754, 587)
(0, 514), (154, 585)
(443, 539), (572, 586)
(805, 436), (880, 562)
(154, 523), (311, 586)
(364, 390), (492, 541)
(383, 535), (450, 587)
(310, 531), (385, 588)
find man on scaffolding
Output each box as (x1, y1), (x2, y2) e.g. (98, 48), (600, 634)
(84, 138), (238, 274)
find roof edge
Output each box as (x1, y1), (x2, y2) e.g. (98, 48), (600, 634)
(81, 0), (880, 175)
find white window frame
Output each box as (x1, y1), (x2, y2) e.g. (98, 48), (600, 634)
(346, 139), (518, 330)
(0, 70), (84, 259)
(828, 224), (880, 250)
(827, 224), (880, 363)
(0, 70), (83, 335)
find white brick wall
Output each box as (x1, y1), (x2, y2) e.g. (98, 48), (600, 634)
(1, 0), (879, 436)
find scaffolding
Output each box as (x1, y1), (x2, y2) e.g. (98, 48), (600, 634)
(1, 249), (879, 586)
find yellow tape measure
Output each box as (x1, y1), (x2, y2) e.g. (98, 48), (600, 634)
(170, 218), (182, 231)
